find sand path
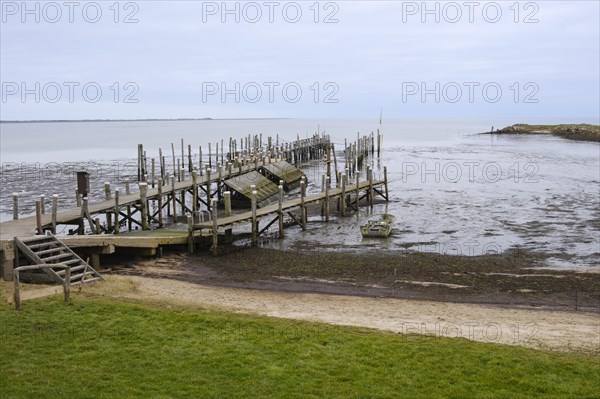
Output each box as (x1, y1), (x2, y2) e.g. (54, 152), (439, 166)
(90, 275), (600, 353)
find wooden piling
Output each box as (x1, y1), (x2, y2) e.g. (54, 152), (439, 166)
(114, 189), (120, 234)
(181, 138), (185, 171)
(171, 142), (176, 177)
(104, 182), (111, 200)
(384, 165), (389, 201)
(40, 194), (45, 215)
(187, 215), (194, 254)
(355, 172), (360, 210)
(300, 179), (307, 230)
(211, 198), (218, 255)
(35, 200), (42, 235)
(75, 188), (81, 207)
(341, 174), (346, 216)
(368, 166), (373, 207)
(278, 184), (284, 238)
(12, 193), (18, 220)
(51, 194), (58, 234)
(139, 182), (149, 230)
(170, 176), (177, 223)
(157, 179), (164, 227)
(251, 190), (258, 246)
(151, 158), (155, 188)
(192, 170), (198, 212)
(224, 191), (232, 216)
(377, 128), (381, 158)
(325, 176), (330, 222)
(206, 167), (211, 211)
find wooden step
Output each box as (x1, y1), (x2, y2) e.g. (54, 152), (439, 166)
(35, 248), (63, 257)
(63, 259), (82, 265)
(28, 242), (59, 250)
(19, 236), (54, 244)
(56, 265), (86, 275)
(40, 253), (74, 262)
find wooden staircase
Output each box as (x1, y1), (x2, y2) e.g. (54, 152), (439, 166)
(14, 234), (102, 285)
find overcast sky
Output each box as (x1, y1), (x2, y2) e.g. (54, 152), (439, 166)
(1, 0), (598, 120)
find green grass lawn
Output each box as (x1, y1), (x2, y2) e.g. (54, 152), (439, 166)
(1, 294), (599, 399)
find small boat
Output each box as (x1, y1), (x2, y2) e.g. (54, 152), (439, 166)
(360, 213), (396, 238)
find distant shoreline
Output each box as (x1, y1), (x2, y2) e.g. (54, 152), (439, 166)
(0, 117), (290, 124)
(483, 123), (600, 142)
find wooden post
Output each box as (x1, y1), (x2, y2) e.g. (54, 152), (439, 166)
(278, 184), (284, 238)
(12, 193), (18, 220)
(251, 190), (258, 246)
(157, 179), (164, 227)
(224, 191), (232, 216)
(187, 215), (195, 254)
(377, 128), (381, 158)
(151, 158), (156, 188)
(180, 184), (186, 216)
(35, 200), (42, 235)
(199, 146), (203, 175)
(192, 170), (198, 212)
(177, 159), (181, 182)
(124, 177), (130, 195)
(159, 148), (164, 180)
(51, 194), (58, 234)
(355, 171), (360, 210)
(139, 182), (149, 230)
(104, 182), (111, 200)
(40, 194), (45, 214)
(181, 138), (185, 171)
(137, 144), (143, 181)
(170, 176), (177, 223)
(211, 198), (218, 255)
(64, 266), (71, 302)
(332, 143), (339, 186)
(75, 188), (81, 207)
(188, 144), (193, 173)
(217, 164), (222, 201)
(341, 173), (346, 216)
(300, 179), (306, 230)
(206, 166), (211, 211)
(368, 166), (373, 207)
(208, 142), (212, 169)
(171, 142), (177, 178)
(114, 189), (120, 234)
(384, 165), (389, 201)
(325, 176), (330, 222)
(13, 269), (20, 310)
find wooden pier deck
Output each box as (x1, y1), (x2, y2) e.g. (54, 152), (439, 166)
(195, 180), (385, 230)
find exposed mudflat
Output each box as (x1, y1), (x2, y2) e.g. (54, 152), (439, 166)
(107, 248), (600, 313)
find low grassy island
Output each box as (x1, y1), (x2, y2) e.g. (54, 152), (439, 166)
(490, 124), (600, 142)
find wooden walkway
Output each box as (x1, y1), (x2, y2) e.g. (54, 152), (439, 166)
(195, 180), (385, 230)
(0, 162), (262, 243)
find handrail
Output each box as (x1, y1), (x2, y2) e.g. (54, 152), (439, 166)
(13, 263), (71, 310)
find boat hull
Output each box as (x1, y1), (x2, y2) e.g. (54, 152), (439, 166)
(360, 214), (395, 238)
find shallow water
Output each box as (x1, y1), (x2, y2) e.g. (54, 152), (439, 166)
(1, 118), (598, 270)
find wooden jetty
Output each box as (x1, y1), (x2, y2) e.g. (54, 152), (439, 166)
(1, 130), (386, 282)
(193, 169), (389, 255)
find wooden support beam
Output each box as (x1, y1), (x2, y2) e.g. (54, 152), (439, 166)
(51, 194), (58, 234)
(114, 189), (120, 234)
